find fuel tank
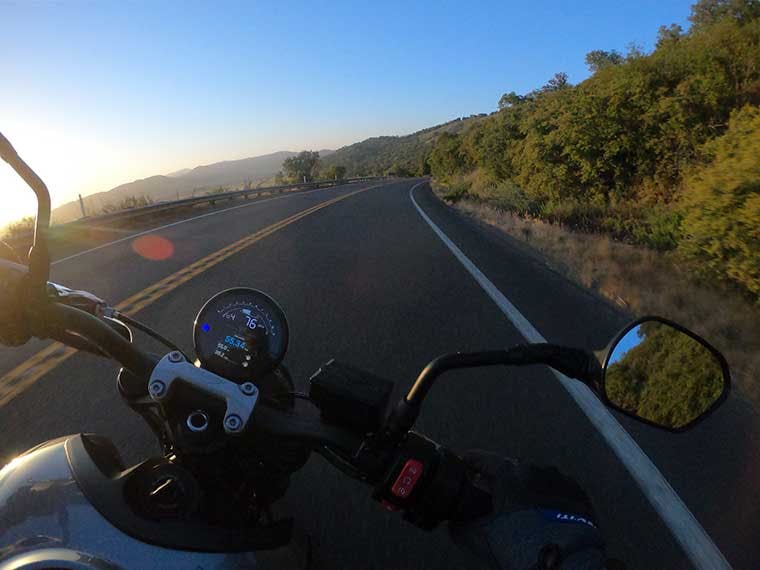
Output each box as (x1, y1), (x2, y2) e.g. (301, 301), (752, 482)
(0, 435), (306, 569)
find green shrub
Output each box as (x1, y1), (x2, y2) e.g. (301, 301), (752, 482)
(488, 180), (538, 216)
(679, 105), (760, 296)
(464, 168), (500, 200)
(634, 208), (683, 250)
(441, 178), (470, 202)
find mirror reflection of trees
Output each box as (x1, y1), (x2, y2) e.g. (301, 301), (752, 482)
(606, 322), (724, 428)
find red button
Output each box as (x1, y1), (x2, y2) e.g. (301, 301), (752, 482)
(391, 459), (424, 499)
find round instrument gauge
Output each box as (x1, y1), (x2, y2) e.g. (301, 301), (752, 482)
(193, 288), (289, 382)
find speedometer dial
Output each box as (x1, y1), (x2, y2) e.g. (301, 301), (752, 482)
(193, 288), (289, 382)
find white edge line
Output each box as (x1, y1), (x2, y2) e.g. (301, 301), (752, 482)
(52, 183), (365, 265)
(409, 181), (730, 570)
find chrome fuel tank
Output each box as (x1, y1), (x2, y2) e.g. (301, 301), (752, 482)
(0, 436), (305, 569)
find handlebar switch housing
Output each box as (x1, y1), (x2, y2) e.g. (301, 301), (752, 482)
(309, 359), (394, 433)
(372, 432), (466, 530)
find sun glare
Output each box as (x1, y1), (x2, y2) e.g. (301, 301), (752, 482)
(0, 123), (74, 229)
(0, 120), (127, 231)
(1, 154), (40, 230)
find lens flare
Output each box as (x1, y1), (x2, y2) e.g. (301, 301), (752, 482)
(131, 235), (174, 261)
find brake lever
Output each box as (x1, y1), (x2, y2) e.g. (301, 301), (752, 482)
(44, 283), (131, 350)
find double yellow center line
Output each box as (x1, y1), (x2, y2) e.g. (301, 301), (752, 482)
(0, 185), (375, 408)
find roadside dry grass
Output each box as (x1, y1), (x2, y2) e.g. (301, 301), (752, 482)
(1, 216), (34, 241)
(443, 195), (760, 406)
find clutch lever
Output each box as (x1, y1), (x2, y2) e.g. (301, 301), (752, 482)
(47, 282), (111, 317)
(47, 282), (181, 353)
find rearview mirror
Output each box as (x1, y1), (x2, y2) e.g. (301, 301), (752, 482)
(601, 317), (730, 431)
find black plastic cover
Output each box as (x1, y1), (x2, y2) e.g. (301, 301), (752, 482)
(309, 360), (394, 433)
(66, 434), (292, 552)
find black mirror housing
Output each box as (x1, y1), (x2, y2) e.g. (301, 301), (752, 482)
(600, 316), (730, 432)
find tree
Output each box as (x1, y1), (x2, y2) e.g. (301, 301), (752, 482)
(283, 151), (321, 182)
(656, 24), (684, 47)
(387, 163), (412, 177)
(429, 133), (469, 178)
(541, 72), (570, 92)
(498, 91), (523, 110)
(416, 152), (432, 176)
(679, 105), (760, 295)
(322, 164), (347, 180)
(689, 0), (760, 27)
(584, 50), (624, 73)
(625, 42), (646, 59)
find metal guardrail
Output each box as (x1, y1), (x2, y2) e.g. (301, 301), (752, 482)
(5, 176), (384, 245)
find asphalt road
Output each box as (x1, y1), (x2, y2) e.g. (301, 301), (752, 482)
(0, 178), (758, 569)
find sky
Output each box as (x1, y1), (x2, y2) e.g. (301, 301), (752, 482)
(1, 0), (693, 226)
(609, 326), (645, 364)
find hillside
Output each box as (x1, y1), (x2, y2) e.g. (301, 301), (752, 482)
(53, 149), (333, 223)
(418, 3), (760, 300)
(320, 115), (489, 176)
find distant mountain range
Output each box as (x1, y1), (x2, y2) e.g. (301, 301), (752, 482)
(52, 114), (488, 224)
(52, 149), (334, 223)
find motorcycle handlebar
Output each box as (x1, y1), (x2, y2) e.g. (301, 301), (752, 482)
(38, 301), (364, 456)
(37, 301), (492, 531)
(384, 345), (600, 444)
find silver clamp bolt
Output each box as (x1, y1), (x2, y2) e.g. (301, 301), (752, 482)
(240, 382), (256, 396)
(224, 414), (242, 432)
(148, 380), (166, 398)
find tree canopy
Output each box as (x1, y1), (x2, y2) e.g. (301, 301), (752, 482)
(584, 50), (624, 72)
(282, 151), (321, 182)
